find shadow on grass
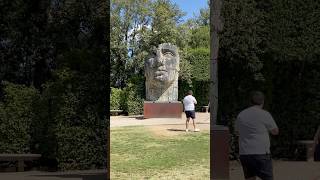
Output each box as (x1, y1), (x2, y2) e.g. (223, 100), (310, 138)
(31, 172), (107, 180)
(167, 128), (185, 132)
(123, 115), (144, 120)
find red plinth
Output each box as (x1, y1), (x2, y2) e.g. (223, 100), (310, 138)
(144, 101), (183, 118)
(211, 125), (230, 179)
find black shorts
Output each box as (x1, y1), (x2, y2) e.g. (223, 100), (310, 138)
(239, 154), (273, 180)
(185, 110), (195, 119)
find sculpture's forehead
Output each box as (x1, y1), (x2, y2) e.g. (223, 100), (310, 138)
(158, 43), (178, 53)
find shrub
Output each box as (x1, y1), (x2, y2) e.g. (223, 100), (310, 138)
(30, 68), (107, 170)
(186, 47), (210, 81)
(123, 83), (143, 115)
(0, 82), (39, 153)
(110, 88), (123, 110)
(178, 47), (210, 110)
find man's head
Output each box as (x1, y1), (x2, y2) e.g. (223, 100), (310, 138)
(188, 90), (193, 95)
(145, 43), (180, 87)
(250, 91), (265, 106)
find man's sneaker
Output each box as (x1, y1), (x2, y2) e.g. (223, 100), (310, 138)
(186, 129), (189, 132)
(194, 129), (200, 132)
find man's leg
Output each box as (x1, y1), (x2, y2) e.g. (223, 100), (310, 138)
(191, 111), (199, 132)
(240, 155), (258, 180)
(186, 117), (190, 132)
(256, 154), (274, 180)
(192, 118), (196, 130)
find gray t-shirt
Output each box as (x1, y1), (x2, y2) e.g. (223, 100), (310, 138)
(235, 106), (278, 155)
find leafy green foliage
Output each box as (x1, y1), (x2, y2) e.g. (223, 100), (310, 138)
(218, 0), (320, 160)
(148, 0), (185, 47)
(1, 0), (108, 170)
(178, 47), (210, 109)
(187, 48), (210, 81)
(123, 83), (144, 115)
(189, 26), (209, 49)
(0, 82), (39, 153)
(110, 88), (124, 110)
(30, 68), (107, 170)
(111, 0), (187, 88)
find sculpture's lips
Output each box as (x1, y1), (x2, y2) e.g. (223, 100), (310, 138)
(155, 70), (167, 74)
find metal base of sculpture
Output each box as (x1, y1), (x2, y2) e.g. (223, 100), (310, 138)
(143, 101), (182, 118)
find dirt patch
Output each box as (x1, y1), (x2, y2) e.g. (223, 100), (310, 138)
(147, 123), (210, 138)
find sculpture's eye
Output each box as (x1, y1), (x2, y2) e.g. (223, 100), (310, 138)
(151, 47), (157, 56)
(162, 49), (174, 56)
(148, 58), (156, 67)
(152, 50), (157, 56)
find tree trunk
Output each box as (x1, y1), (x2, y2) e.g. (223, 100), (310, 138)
(210, 0), (223, 125)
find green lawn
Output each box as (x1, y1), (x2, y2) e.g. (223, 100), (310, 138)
(111, 126), (210, 180)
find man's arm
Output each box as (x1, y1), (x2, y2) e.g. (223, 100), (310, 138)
(193, 97), (197, 104)
(270, 128), (279, 135)
(266, 112), (279, 135)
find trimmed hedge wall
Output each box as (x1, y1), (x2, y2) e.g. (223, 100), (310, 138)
(110, 77), (144, 115)
(0, 68), (107, 170)
(0, 82), (38, 153)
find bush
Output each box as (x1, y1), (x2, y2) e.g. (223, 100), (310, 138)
(178, 47), (210, 110)
(110, 88), (124, 110)
(179, 80), (210, 111)
(186, 47), (210, 81)
(123, 83), (143, 115)
(30, 68), (107, 170)
(0, 82), (39, 153)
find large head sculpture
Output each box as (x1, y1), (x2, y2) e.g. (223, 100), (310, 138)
(145, 43), (180, 101)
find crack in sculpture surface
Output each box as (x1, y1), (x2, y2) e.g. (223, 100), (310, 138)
(145, 43), (180, 102)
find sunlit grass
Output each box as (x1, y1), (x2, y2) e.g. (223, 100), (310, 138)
(111, 126), (210, 179)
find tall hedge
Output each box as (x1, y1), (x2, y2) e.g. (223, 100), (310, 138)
(0, 57), (109, 168)
(178, 47), (210, 110)
(0, 82), (38, 153)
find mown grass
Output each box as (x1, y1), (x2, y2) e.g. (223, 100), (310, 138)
(111, 126), (210, 180)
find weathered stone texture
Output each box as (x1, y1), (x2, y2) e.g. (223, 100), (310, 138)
(145, 43), (179, 101)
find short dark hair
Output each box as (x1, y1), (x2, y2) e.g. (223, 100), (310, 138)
(188, 90), (193, 95)
(250, 91), (264, 105)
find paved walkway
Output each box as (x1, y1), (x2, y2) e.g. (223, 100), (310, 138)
(0, 169), (107, 180)
(110, 112), (211, 127)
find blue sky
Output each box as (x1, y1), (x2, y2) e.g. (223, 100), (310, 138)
(171, 0), (209, 21)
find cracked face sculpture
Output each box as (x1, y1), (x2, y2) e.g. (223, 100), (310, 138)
(145, 43), (180, 102)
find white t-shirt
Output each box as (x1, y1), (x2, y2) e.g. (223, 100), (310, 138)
(183, 95), (197, 111)
(235, 106), (278, 155)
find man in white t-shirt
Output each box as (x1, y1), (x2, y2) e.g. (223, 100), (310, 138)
(235, 91), (279, 180)
(183, 90), (199, 132)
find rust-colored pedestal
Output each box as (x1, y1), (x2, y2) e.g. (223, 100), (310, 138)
(211, 125), (229, 179)
(144, 101), (183, 118)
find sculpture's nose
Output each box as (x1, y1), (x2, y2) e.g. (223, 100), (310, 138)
(155, 50), (164, 65)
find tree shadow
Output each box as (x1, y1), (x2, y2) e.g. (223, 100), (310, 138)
(124, 115), (145, 120)
(135, 115), (145, 120)
(167, 128), (185, 132)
